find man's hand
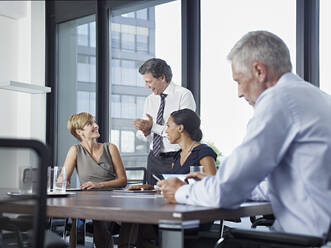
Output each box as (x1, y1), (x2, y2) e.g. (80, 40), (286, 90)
(134, 114), (153, 136)
(185, 172), (207, 181)
(157, 177), (185, 204)
(80, 181), (102, 190)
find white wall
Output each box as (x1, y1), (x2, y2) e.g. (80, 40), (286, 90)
(0, 1), (45, 186)
(0, 1), (45, 142)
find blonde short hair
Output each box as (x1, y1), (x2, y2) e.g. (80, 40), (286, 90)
(67, 112), (94, 141)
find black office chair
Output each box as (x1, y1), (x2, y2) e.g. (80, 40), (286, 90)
(0, 138), (66, 248)
(125, 166), (147, 185)
(250, 214), (275, 228)
(215, 225), (330, 248)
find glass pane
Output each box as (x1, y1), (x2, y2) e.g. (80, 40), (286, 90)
(136, 9), (148, 20)
(320, 0), (331, 94)
(122, 12), (135, 18)
(77, 55), (90, 82)
(111, 129), (120, 148)
(121, 60), (136, 86)
(137, 27), (149, 53)
(90, 56), (96, 82)
(136, 96), (145, 118)
(77, 24), (88, 46)
(111, 94), (121, 118)
(201, 0), (296, 156)
(121, 95), (136, 119)
(111, 23), (121, 49)
(57, 15), (96, 187)
(136, 61), (145, 87)
(110, 1), (181, 168)
(90, 22), (96, 48)
(121, 24), (136, 51)
(121, 130), (135, 153)
(112, 59), (121, 85)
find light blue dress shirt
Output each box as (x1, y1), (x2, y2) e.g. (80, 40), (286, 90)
(175, 73), (331, 238)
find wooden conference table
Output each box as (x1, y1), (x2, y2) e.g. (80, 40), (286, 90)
(47, 190), (273, 248)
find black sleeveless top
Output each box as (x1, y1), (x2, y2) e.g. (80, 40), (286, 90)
(171, 143), (217, 174)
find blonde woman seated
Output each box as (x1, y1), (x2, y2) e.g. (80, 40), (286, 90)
(128, 108), (217, 191)
(63, 112), (127, 248)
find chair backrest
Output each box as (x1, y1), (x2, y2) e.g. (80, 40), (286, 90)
(125, 167), (147, 185)
(0, 138), (49, 248)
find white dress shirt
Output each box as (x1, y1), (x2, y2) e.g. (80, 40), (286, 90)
(138, 82), (196, 153)
(175, 73), (331, 238)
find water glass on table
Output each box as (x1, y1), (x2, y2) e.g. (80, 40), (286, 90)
(18, 166), (38, 194)
(47, 166), (67, 193)
(189, 165), (204, 173)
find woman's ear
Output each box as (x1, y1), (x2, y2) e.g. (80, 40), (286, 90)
(75, 129), (82, 138)
(178, 124), (184, 133)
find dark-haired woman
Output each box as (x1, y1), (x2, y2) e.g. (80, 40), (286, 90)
(128, 108), (216, 189)
(121, 109), (217, 248)
(166, 108), (217, 175)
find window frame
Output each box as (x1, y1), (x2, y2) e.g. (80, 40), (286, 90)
(46, 0), (320, 166)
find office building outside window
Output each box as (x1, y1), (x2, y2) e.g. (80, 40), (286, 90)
(57, 15), (96, 185)
(110, 1), (181, 168)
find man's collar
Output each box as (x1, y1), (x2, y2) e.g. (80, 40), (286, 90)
(162, 82), (173, 95)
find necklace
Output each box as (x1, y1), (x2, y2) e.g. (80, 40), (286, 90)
(181, 141), (196, 165)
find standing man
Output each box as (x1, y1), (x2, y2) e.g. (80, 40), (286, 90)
(134, 58), (196, 185)
(159, 31), (331, 239)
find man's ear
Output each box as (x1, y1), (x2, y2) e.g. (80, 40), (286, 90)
(159, 74), (166, 82)
(253, 62), (267, 83)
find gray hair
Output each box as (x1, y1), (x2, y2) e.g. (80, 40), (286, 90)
(139, 58), (172, 83)
(227, 31), (292, 78)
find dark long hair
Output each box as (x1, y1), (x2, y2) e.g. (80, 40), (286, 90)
(170, 109), (202, 142)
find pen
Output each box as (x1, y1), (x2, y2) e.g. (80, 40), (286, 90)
(152, 174), (162, 191)
(152, 174), (161, 182)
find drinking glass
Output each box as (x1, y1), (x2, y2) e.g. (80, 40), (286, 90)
(19, 166), (37, 194)
(189, 166), (204, 173)
(48, 166), (67, 193)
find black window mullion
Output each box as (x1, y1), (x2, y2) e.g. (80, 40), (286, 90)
(96, 1), (110, 142)
(296, 0), (320, 87)
(45, 0), (57, 166)
(182, 0), (201, 115)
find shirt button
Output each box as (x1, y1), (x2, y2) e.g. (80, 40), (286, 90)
(185, 195), (189, 199)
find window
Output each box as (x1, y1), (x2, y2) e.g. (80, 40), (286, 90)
(111, 23), (121, 49)
(56, 15), (96, 182)
(121, 60), (136, 86)
(111, 94), (121, 118)
(121, 12), (135, 18)
(121, 130), (135, 153)
(320, 0), (331, 94)
(112, 59), (121, 84)
(109, 1), (181, 168)
(136, 27), (149, 53)
(110, 94), (146, 119)
(136, 9), (148, 20)
(121, 24), (136, 51)
(121, 95), (136, 118)
(201, 0), (296, 156)
(77, 24), (88, 46)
